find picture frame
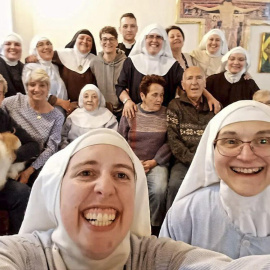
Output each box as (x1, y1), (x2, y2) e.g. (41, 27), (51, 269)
(176, 0), (270, 49)
(259, 32), (270, 73)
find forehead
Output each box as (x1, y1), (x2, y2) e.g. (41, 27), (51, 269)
(208, 34), (221, 40)
(83, 90), (97, 95)
(120, 17), (137, 25)
(168, 29), (182, 36)
(68, 144), (133, 168)
(77, 34), (92, 39)
(228, 53), (246, 58)
(4, 40), (21, 45)
(148, 83), (164, 93)
(218, 121), (270, 135)
(184, 68), (203, 78)
(101, 33), (114, 38)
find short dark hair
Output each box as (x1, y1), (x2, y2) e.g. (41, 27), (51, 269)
(99, 26), (118, 40)
(139, 75), (166, 96)
(120, 13), (137, 23)
(166, 25), (185, 41)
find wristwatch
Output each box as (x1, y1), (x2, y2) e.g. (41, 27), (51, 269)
(123, 98), (131, 104)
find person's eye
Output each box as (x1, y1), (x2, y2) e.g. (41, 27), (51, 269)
(115, 172), (130, 180)
(257, 138), (270, 145)
(78, 170), (95, 177)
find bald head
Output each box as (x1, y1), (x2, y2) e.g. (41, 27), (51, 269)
(181, 66), (206, 102)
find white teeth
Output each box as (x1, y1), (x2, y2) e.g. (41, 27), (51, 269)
(84, 209), (117, 226)
(232, 167), (262, 174)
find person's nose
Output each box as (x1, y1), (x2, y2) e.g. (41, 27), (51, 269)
(94, 173), (115, 197)
(236, 143), (257, 161)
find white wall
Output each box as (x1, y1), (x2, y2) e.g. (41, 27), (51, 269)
(0, 0), (12, 37)
(6, 0), (270, 89)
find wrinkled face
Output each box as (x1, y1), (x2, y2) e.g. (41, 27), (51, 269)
(36, 40), (54, 61)
(76, 34), (92, 54)
(207, 34), (221, 54)
(140, 83), (164, 112)
(168, 29), (184, 51)
(82, 90), (99, 111)
(27, 80), (49, 101)
(214, 121), (270, 196)
(100, 33), (118, 54)
(60, 144), (135, 259)
(119, 17), (138, 43)
(227, 53), (246, 74)
(181, 67), (205, 102)
(3, 41), (22, 61)
(145, 33), (164, 56)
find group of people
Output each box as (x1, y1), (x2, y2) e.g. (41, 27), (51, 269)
(0, 11), (270, 269)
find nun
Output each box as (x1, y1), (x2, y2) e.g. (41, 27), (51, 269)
(191, 29), (228, 77)
(60, 84), (118, 149)
(0, 32), (25, 97)
(206, 46), (259, 108)
(160, 100), (270, 259)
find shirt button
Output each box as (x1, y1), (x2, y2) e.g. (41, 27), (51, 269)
(242, 240), (250, 247)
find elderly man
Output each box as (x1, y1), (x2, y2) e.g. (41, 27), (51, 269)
(118, 74), (171, 235)
(117, 13), (138, 56)
(166, 66), (215, 210)
(91, 26), (126, 120)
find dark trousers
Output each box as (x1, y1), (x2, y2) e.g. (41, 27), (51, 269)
(0, 179), (30, 234)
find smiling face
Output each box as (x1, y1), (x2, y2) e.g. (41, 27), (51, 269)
(145, 33), (164, 56)
(227, 53), (246, 74)
(36, 40), (54, 61)
(214, 121), (270, 196)
(119, 17), (138, 43)
(100, 33), (118, 54)
(207, 34), (221, 55)
(60, 144), (135, 259)
(75, 34), (93, 54)
(27, 80), (49, 102)
(140, 83), (164, 112)
(168, 29), (184, 51)
(3, 41), (22, 61)
(181, 67), (205, 103)
(82, 90), (99, 111)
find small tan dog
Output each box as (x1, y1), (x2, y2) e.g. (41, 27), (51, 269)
(0, 132), (25, 190)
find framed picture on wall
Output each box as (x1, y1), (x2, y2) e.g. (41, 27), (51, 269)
(259, 32), (270, 73)
(176, 0), (270, 50)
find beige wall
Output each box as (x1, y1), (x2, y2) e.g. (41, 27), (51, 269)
(7, 0), (270, 89)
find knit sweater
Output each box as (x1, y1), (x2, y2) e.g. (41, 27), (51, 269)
(167, 92), (214, 166)
(118, 104), (171, 165)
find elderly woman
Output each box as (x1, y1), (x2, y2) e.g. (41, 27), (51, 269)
(118, 75), (171, 234)
(0, 33), (25, 97)
(1, 129), (270, 268)
(61, 84), (118, 148)
(22, 35), (69, 113)
(206, 47), (259, 108)
(1, 69), (64, 185)
(166, 25), (193, 70)
(160, 100), (270, 259)
(191, 29), (228, 77)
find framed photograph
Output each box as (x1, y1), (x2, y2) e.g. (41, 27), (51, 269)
(176, 0), (270, 49)
(259, 32), (270, 73)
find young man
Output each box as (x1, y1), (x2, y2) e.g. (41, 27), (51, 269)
(117, 13), (138, 56)
(166, 66), (215, 210)
(91, 26), (126, 119)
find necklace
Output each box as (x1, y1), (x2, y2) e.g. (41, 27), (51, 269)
(37, 114), (42, 119)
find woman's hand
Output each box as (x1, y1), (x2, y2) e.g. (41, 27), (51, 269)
(122, 100), (137, 118)
(244, 72), (252, 80)
(25, 55), (38, 63)
(18, 166), (35, 184)
(141, 160), (157, 173)
(203, 88), (221, 114)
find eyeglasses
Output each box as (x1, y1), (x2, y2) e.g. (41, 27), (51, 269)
(145, 35), (164, 41)
(213, 137), (270, 157)
(101, 37), (116, 43)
